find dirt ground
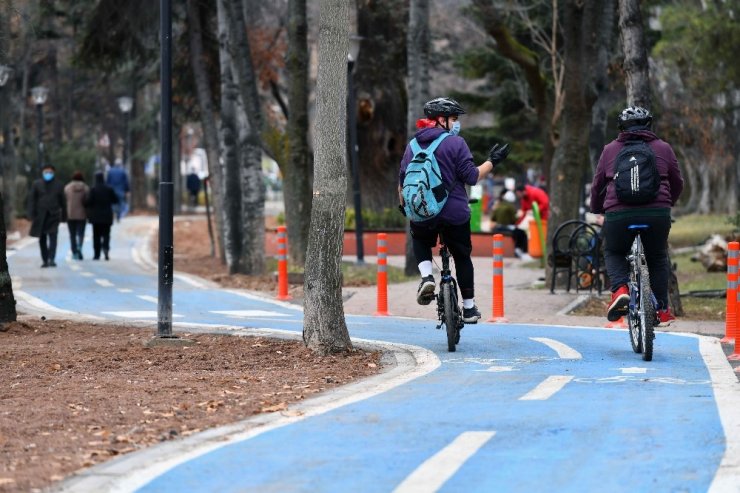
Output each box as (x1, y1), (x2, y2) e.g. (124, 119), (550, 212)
(3, 215), (382, 492)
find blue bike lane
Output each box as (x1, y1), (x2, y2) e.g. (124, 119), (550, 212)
(10, 222), (739, 492)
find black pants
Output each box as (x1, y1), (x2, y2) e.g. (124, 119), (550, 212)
(411, 220), (475, 300)
(603, 214), (671, 309)
(67, 220), (86, 254)
(92, 224), (111, 258)
(492, 226), (528, 253)
(39, 230), (58, 264)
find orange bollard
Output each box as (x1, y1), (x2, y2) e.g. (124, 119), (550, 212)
(276, 225), (291, 301)
(374, 233), (390, 316)
(733, 279), (740, 360)
(487, 233), (508, 322)
(722, 242), (738, 343)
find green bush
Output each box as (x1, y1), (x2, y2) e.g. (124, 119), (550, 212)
(345, 207), (406, 231)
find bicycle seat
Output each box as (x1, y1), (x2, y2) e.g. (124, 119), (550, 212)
(627, 224), (650, 231)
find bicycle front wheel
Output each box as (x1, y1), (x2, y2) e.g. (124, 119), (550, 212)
(639, 263), (655, 361)
(442, 283), (458, 352)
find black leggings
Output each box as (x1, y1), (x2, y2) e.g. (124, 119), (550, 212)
(411, 220), (475, 300)
(603, 214), (671, 309)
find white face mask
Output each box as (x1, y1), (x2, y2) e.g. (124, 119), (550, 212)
(449, 120), (461, 136)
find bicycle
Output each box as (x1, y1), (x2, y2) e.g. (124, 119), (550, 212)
(434, 234), (465, 352)
(626, 224), (657, 361)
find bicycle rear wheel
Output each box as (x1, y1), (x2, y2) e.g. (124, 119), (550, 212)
(628, 246), (642, 354)
(639, 263), (655, 361)
(442, 283), (458, 352)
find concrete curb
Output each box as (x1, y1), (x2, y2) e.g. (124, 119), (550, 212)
(52, 324), (441, 493)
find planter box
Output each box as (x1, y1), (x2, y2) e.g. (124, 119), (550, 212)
(265, 229), (515, 258)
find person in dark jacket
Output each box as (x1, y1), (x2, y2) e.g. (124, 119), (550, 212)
(85, 171), (119, 260)
(28, 164), (66, 267)
(590, 106), (684, 324)
(399, 97), (510, 323)
(186, 168), (201, 210)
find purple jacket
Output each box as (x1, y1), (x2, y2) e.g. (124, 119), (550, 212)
(399, 127), (480, 225)
(590, 130), (684, 214)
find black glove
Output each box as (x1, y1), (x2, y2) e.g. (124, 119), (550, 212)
(488, 143), (511, 166)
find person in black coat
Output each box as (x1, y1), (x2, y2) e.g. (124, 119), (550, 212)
(84, 171), (119, 260)
(28, 164), (67, 267)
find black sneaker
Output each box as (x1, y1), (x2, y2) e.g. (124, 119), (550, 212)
(48, 261), (57, 267)
(416, 275), (435, 305)
(463, 305), (481, 324)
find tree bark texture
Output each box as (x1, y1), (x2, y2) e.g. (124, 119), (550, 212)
(217, 0), (243, 274)
(303, 0), (352, 355)
(403, 0), (430, 276)
(187, 0), (226, 262)
(0, 191), (17, 323)
(548, 0), (613, 272)
(284, 0), (313, 266)
(0, 3), (17, 231)
(354, 0), (408, 211)
(618, 0), (651, 109)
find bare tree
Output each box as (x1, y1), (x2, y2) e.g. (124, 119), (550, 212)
(618, 0), (651, 108)
(403, 0), (430, 276)
(1, 0), (17, 231)
(284, 0), (313, 266)
(0, 192), (16, 325)
(303, 0), (352, 355)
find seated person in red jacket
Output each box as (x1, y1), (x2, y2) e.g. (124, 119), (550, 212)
(514, 183), (550, 226)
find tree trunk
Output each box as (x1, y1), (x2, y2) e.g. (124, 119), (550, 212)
(284, 0), (313, 266)
(618, 0), (651, 108)
(303, 0), (352, 355)
(548, 0), (613, 283)
(217, 0), (243, 274)
(0, 2), (16, 231)
(403, 0), (430, 276)
(0, 191), (17, 324)
(186, 0), (226, 262)
(354, 0), (408, 212)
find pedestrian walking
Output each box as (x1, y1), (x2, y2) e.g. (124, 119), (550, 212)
(186, 168), (201, 210)
(64, 171), (89, 260)
(85, 171), (119, 261)
(28, 164), (67, 268)
(106, 161), (130, 221)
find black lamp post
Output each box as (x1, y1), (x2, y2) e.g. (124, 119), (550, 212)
(347, 36), (364, 264)
(31, 86), (48, 169)
(117, 96), (133, 178)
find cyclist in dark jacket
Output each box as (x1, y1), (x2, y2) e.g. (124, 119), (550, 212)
(399, 97), (510, 323)
(590, 106), (684, 324)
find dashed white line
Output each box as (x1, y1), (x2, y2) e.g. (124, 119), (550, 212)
(80, 272), (94, 277)
(210, 310), (291, 318)
(530, 337), (582, 360)
(95, 279), (114, 288)
(519, 375), (574, 401)
(69, 264), (81, 271)
(138, 295), (159, 304)
(393, 431), (496, 493)
(102, 311), (183, 319)
(118, 288), (133, 293)
(618, 367), (649, 374)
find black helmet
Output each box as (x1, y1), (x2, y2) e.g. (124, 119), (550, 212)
(424, 97), (466, 118)
(618, 106), (652, 130)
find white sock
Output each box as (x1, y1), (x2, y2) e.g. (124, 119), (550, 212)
(418, 261), (433, 278)
(463, 298), (475, 309)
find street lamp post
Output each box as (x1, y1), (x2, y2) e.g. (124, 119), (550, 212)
(31, 86), (48, 169)
(117, 96), (133, 180)
(347, 36), (364, 264)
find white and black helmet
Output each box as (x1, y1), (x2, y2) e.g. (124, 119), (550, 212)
(618, 106), (652, 130)
(424, 97), (466, 118)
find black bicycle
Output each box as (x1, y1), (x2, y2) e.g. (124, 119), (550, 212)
(435, 236), (464, 352)
(627, 224), (656, 361)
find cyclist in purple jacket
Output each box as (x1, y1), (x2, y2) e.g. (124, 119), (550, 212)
(399, 97), (510, 323)
(590, 106), (684, 324)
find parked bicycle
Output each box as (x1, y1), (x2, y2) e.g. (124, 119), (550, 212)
(626, 224), (657, 361)
(434, 233), (465, 352)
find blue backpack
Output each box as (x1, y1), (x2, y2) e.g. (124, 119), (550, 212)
(402, 132), (451, 222)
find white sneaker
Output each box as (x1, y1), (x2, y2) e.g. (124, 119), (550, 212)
(519, 253), (533, 261)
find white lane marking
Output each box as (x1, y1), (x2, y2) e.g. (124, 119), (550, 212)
(118, 288), (133, 293)
(102, 311), (183, 318)
(393, 431), (496, 493)
(80, 272), (94, 277)
(138, 295), (159, 304)
(11, 276), (21, 289)
(224, 288), (303, 312)
(618, 367), (649, 374)
(95, 279), (115, 288)
(210, 310), (291, 318)
(530, 337), (582, 360)
(69, 264), (81, 271)
(519, 375), (574, 401)
(14, 290), (105, 320)
(7, 251), (14, 257)
(174, 273), (209, 289)
(476, 366), (516, 373)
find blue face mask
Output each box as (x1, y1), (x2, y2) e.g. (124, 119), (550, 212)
(43, 172), (54, 182)
(449, 120), (461, 136)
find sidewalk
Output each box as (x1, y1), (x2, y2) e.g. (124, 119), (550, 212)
(339, 254), (726, 338)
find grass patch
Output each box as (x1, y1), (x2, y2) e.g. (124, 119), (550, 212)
(669, 213), (737, 248)
(672, 251), (726, 292)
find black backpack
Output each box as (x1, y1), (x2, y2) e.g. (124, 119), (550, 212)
(613, 139), (660, 205)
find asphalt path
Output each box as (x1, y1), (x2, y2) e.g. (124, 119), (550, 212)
(9, 217), (740, 493)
